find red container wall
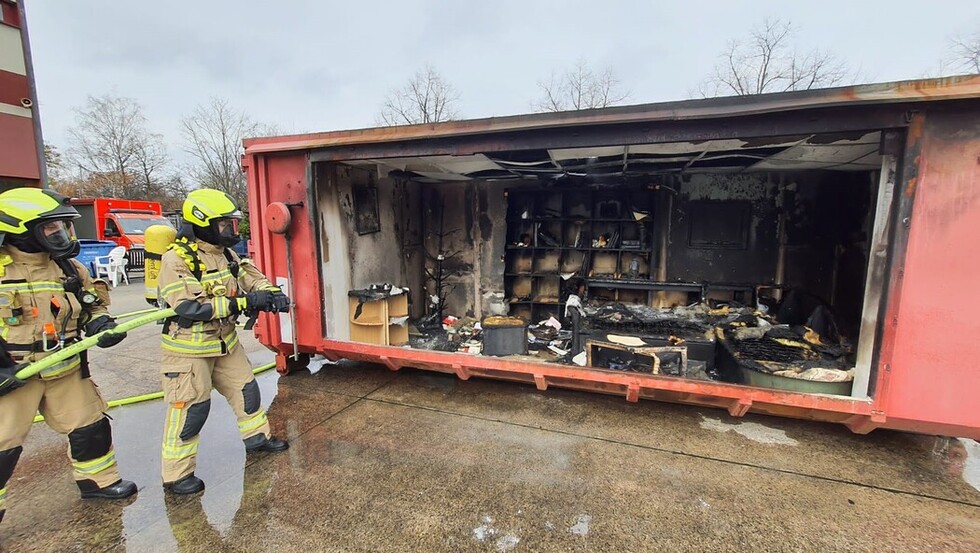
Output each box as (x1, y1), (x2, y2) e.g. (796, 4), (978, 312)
(0, 2), (40, 185)
(878, 108), (980, 437)
(245, 152), (324, 353)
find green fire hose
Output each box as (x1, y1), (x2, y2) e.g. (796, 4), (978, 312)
(14, 308), (177, 381)
(114, 307), (160, 321)
(16, 306), (282, 424)
(32, 361), (277, 424)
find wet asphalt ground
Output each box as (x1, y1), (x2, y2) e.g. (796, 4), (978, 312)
(0, 282), (978, 552)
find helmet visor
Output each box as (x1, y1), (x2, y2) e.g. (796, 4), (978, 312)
(33, 219), (79, 259)
(211, 217), (241, 247)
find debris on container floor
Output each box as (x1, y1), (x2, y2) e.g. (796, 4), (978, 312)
(482, 316), (527, 356)
(409, 330), (457, 352)
(365, 289), (853, 394)
(527, 318), (572, 362)
(714, 306), (855, 389)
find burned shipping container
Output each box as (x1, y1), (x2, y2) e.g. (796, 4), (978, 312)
(243, 76), (980, 439)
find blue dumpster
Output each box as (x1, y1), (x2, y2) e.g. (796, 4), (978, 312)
(75, 239), (118, 276)
(232, 239), (249, 258)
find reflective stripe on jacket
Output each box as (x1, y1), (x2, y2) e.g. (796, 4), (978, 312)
(157, 239), (276, 358)
(0, 246), (109, 379)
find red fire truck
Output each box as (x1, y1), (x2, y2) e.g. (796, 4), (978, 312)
(70, 198), (172, 269)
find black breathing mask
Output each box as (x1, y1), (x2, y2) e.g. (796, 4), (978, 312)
(8, 219), (80, 260)
(194, 217), (241, 248)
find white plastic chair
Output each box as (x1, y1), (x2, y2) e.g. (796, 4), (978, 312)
(94, 246), (130, 287)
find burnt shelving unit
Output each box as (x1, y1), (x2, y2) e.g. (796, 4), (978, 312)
(504, 187), (656, 321)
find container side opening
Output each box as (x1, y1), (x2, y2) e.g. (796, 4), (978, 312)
(312, 130), (890, 398)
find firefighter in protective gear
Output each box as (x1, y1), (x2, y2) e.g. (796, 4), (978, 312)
(0, 188), (137, 523)
(157, 189), (290, 495)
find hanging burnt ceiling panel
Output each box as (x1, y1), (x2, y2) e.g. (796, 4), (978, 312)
(750, 140), (882, 171)
(340, 132), (883, 182)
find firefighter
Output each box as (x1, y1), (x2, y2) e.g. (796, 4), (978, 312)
(0, 188), (137, 523)
(157, 189), (290, 495)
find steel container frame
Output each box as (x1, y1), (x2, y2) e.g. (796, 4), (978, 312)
(244, 76), (980, 439)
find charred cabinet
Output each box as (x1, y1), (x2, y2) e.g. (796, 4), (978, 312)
(504, 187), (655, 321)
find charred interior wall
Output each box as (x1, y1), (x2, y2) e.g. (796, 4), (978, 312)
(314, 163), (424, 338)
(659, 171), (873, 338)
(421, 180), (506, 319)
(400, 181), (425, 318)
(314, 162), (351, 339)
(780, 171), (875, 338)
(667, 174), (779, 284)
(479, 183), (508, 312)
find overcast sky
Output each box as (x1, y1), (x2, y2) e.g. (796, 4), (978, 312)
(24, 0), (980, 165)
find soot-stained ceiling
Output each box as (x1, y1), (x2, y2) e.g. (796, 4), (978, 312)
(342, 131), (882, 183)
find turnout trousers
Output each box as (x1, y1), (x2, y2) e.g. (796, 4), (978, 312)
(160, 343), (271, 483)
(0, 371), (121, 515)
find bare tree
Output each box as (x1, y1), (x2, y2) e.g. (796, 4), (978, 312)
(949, 31), (980, 73)
(43, 143), (64, 185)
(700, 18), (849, 97)
(377, 65), (460, 126)
(50, 166), (185, 209)
(65, 94), (172, 199)
(152, 174), (190, 211)
(180, 97), (265, 208)
(131, 133), (171, 198)
(535, 60), (629, 112)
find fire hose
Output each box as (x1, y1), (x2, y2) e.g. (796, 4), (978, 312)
(117, 307), (250, 328)
(14, 308), (178, 382)
(113, 307), (160, 320)
(12, 307), (280, 423)
(31, 362), (277, 424)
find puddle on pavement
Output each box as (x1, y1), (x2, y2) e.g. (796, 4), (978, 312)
(472, 515), (521, 552)
(116, 370), (282, 548)
(959, 438), (980, 492)
(699, 415), (799, 446)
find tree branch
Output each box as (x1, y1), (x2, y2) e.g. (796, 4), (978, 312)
(700, 17), (851, 97)
(377, 65), (460, 126)
(533, 60), (630, 112)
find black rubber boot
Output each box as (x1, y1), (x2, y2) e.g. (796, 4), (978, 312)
(163, 474), (205, 495)
(77, 479), (138, 500)
(244, 434), (289, 453)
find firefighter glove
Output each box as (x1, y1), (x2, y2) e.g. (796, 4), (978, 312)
(0, 339), (25, 396)
(270, 291), (290, 313)
(234, 290), (275, 314)
(86, 315), (127, 348)
(0, 365), (25, 396)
